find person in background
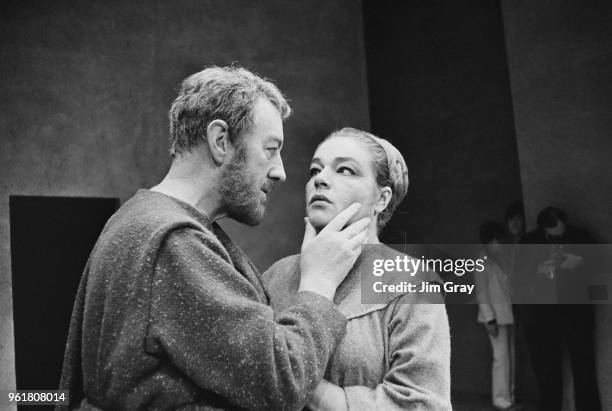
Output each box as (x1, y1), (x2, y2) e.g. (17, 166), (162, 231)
(264, 128), (451, 410)
(518, 206), (601, 411)
(500, 202), (525, 287)
(504, 202), (525, 244)
(475, 221), (523, 411)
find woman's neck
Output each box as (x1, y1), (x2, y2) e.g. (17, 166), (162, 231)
(366, 221), (380, 244)
(314, 216), (380, 244)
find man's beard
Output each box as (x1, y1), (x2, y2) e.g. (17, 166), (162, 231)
(218, 144), (268, 226)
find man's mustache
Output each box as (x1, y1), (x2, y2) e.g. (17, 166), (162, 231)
(262, 181), (276, 195)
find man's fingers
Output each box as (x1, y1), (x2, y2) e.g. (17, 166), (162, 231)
(302, 217), (316, 245)
(347, 229), (369, 249)
(342, 217), (371, 238)
(322, 203), (362, 233)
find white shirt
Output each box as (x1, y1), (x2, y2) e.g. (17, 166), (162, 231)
(474, 252), (514, 324)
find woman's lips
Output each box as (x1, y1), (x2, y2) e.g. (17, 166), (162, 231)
(309, 194), (332, 204)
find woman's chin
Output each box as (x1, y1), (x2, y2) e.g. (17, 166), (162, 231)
(307, 212), (333, 230)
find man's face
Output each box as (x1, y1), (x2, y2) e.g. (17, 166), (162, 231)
(545, 221), (566, 243)
(507, 215), (525, 236)
(486, 238), (502, 254)
(219, 98), (286, 226)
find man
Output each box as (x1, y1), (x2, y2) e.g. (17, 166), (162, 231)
(504, 202), (525, 245)
(518, 207), (601, 411)
(59, 66), (370, 410)
(475, 222), (522, 411)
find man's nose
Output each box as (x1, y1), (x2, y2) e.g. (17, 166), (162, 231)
(269, 155), (286, 182)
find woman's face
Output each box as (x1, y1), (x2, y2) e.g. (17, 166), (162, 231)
(306, 136), (381, 230)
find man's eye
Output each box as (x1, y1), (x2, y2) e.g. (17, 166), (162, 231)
(309, 167), (320, 177)
(338, 166), (355, 176)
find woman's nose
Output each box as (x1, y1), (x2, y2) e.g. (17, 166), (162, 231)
(314, 169), (330, 188)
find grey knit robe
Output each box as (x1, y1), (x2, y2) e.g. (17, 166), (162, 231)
(58, 190), (347, 410)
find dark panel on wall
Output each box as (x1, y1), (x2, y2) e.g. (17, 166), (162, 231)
(363, 0), (525, 397)
(10, 196), (119, 392)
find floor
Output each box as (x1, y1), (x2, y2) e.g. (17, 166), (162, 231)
(453, 393), (537, 411)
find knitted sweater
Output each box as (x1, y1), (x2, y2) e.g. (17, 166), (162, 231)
(58, 189), (347, 410)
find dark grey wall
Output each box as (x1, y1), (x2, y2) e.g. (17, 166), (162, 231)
(0, 0), (370, 392)
(502, 0), (612, 407)
(363, 0), (524, 398)
(501, 0), (612, 240)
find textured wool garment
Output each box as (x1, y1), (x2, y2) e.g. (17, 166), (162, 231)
(58, 190), (347, 410)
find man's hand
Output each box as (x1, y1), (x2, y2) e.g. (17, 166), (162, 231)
(560, 253), (584, 270)
(299, 203), (370, 300)
(537, 260), (556, 279)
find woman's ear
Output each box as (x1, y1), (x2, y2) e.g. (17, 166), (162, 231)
(206, 119), (230, 165)
(374, 186), (392, 213)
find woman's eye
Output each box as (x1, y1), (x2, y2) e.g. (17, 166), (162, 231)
(338, 166), (355, 176)
(309, 167), (320, 177)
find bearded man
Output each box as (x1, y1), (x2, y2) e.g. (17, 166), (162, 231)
(58, 66), (369, 410)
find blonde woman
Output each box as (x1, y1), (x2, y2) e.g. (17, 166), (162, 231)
(264, 128), (451, 410)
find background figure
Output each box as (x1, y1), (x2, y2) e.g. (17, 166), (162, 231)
(475, 221), (522, 411)
(518, 207), (601, 411)
(503, 201), (525, 294)
(504, 202), (525, 244)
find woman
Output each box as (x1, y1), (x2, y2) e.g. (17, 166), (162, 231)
(264, 128), (451, 410)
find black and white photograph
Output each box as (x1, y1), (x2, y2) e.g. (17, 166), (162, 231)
(1, 1), (611, 410)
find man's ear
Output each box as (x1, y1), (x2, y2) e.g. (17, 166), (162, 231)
(206, 119), (230, 165)
(374, 187), (392, 213)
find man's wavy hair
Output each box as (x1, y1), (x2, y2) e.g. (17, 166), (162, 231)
(168, 66), (291, 156)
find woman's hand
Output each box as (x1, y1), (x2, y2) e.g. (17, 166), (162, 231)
(307, 380), (348, 411)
